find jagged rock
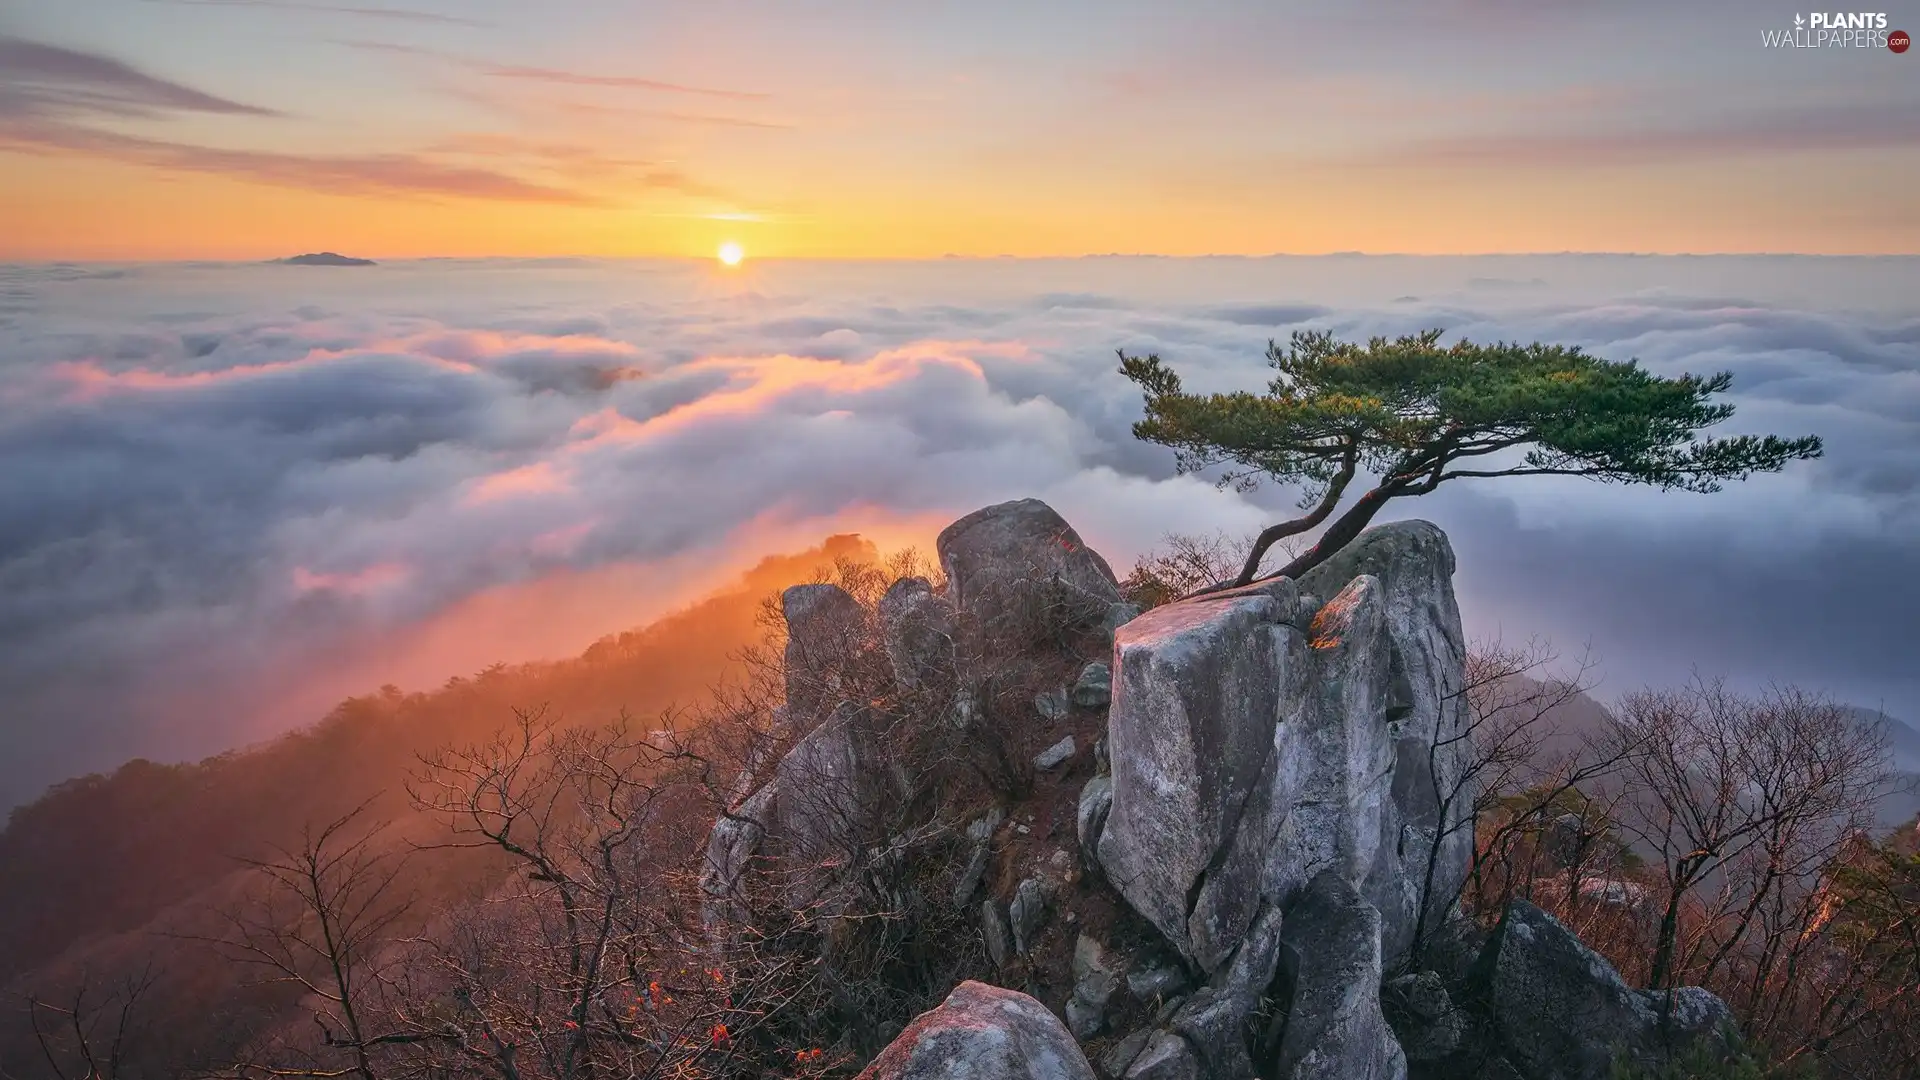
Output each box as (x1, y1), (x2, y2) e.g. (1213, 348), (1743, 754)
(1126, 964), (1186, 1003)
(1275, 871), (1406, 1080)
(1010, 877), (1049, 955)
(1036, 688), (1072, 721)
(1072, 662), (1112, 708)
(879, 576), (956, 692)
(1164, 901), (1287, 1079)
(1123, 1032), (1201, 1080)
(1035, 735), (1077, 770)
(1100, 521), (1471, 978)
(699, 780), (778, 925)
(952, 690), (982, 730)
(952, 843), (991, 908)
(855, 980), (1096, 1080)
(1381, 971), (1462, 1063)
(782, 584), (870, 720)
(1076, 775), (1113, 876)
(983, 900), (1013, 969)
(1294, 521), (1472, 964)
(771, 703), (887, 895)
(1102, 1029), (1154, 1077)
(724, 704), (793, 805)
(1103, 601), (1143, 641)
(699, 699), (898, 916)
(1472, 901), (1736, 1080)
(937, 499), (1123, 641)
(1093, 735), (1109, 776)
(1066, 934), (1122, 1039)
(1096, 577), (1304, 972)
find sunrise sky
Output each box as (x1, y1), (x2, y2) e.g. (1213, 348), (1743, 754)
(4, 0), (1918, 259)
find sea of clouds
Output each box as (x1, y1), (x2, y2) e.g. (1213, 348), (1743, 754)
(1, 254), (1916, 808)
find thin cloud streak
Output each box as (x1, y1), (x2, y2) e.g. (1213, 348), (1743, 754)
(141, 0), (492, 28)
(1354, 106), (1920, 168)
(334, 40), (790, 127)
(480, 64), (771, 101)
(0, 34), (278, 119)
(0, 120), (597, 203)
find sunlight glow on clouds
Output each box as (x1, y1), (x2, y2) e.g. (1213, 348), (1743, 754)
(0, 255), (1916, 808)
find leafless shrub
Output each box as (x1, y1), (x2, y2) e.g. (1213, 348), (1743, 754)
(6, 966), (161, 1080)
(1121, 529), (1307, 608)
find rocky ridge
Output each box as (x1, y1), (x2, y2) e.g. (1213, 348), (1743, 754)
(703, 499), (1737, 1080)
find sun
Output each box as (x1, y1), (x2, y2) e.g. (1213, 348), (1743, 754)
(717, 241), (744, 267)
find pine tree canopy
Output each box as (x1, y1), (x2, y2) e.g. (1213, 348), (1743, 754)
(1119, 328), (1824, 589)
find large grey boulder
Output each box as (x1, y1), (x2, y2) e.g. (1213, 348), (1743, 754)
(1295, 520), (1473, 962)
(936, 499), (1122, 640)
(1096, 578), (1308, 973)
(1099, 521), (1471, 977)
(1274, 871), (1407, 1080)
(1472, 901), (1736, 1080)
(783, 583), (871, 719)
(879, 576), (956, 692)
(855, 980), (1097, 1080)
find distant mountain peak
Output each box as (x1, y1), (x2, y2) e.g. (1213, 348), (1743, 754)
(274, 252), (376, 266)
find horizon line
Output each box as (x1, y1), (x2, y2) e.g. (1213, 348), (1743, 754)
(7, 250), (1920, 265)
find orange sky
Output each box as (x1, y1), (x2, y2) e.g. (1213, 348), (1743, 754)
(3, 1), (1918, 258)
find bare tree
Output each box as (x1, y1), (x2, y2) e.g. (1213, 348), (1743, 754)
(1607, 681), (1891, 994)
(194, 800), (424, 1080)
(403, 707), (772, 1080)
(1407, 638), (1632, 960)
(6, 966), (160, 1080)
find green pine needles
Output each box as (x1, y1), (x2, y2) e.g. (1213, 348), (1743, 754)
(1119, 329), (1823, 589)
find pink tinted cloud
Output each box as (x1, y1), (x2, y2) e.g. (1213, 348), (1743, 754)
(49, 347), (480, 400)
(463, 461), (573, 505)
(566, 340), (1026, 446)
(291, 561), (411, 595)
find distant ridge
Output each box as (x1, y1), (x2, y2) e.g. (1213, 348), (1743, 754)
(273, 252), (376, 266)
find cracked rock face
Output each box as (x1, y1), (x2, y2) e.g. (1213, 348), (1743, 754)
(1275, 870), (1407, 1080)
(855, 981), (1097, 1080)
(1472, 902), (1735, 1080)
(1098, 521), (1472, 976)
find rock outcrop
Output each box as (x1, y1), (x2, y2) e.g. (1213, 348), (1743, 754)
(1274, 871), (1407, 1080)
(855, 981), (1097, 1080)
(783, 583), (872, 719)
(879, 576), (956, 692)
(1470, 902), (1735, 1080)
(702, 500), (1728, 1080)
(1098, 521), (1469, 990)
(936, 499), (1122, 642)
